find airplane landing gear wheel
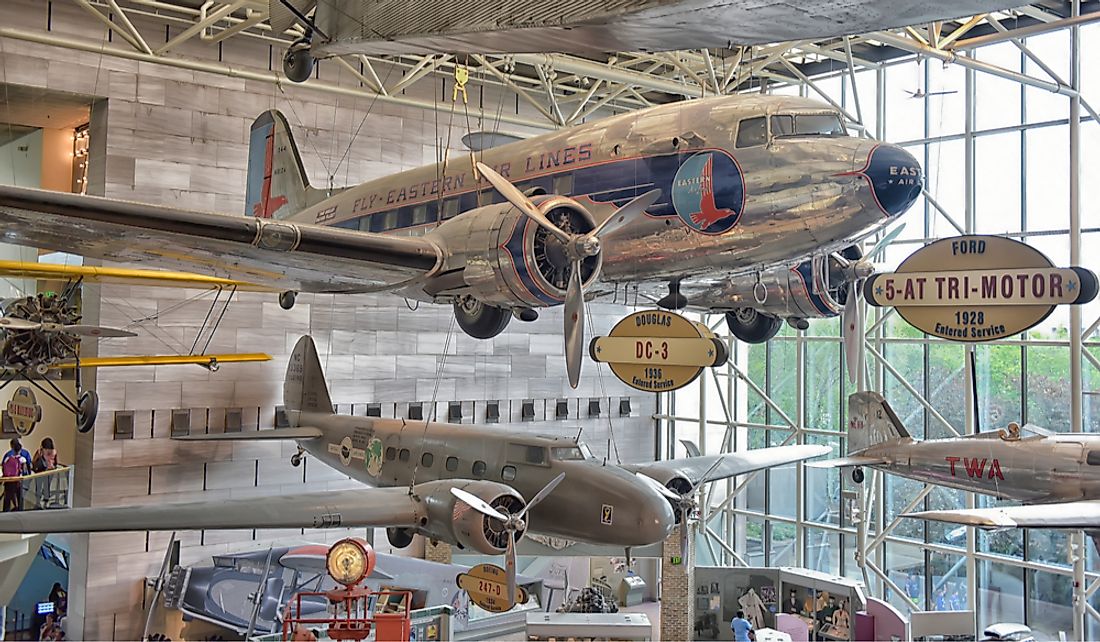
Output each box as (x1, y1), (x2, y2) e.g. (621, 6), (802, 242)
(279, 291), (297, 310)
(454, 298), (511, 339)
(283, 44), (314, 83)
(290, 453), (303, 467)
(852, 467), (865, 484)
(77, 389), (98, 433)
(725, 308), (782, 343)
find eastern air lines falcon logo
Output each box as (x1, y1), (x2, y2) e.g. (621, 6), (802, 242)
(671, 151), (745, 235)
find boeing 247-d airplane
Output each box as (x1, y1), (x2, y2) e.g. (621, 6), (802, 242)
(0, 336), (828, 593)
(817, 392), (1100, 551)
(0, 95), (921, 386)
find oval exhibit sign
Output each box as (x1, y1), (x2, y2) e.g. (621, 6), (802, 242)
(864, 235), (1098, 341)
(455, 563), (527, 613)
(589, 310), (728, 393)
(5, 386), (42, 436)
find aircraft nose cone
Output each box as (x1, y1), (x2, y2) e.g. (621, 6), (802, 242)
(639, 493), (676, 544)
(857, 143), (922, 217)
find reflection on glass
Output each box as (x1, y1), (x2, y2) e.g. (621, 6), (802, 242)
(769, 520), (797, 567)
(929, 551), (969, 612)
(886, 541), (925, 611)
(804, 528), (840, 574)
(1028, 569), (1073, 639)
(977, 561), (1024, 630)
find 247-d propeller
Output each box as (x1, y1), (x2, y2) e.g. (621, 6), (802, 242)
(451, 472), (566, 604)
(477, 162), (659, 388)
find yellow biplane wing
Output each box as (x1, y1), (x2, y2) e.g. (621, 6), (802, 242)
(0, 260), (277, 291)
(51, 353), (272, 369)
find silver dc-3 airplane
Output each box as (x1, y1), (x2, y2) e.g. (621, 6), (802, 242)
(817, 392), (1100, 549)
(0, 335), (829, 594)
(0, 94), (921, 386)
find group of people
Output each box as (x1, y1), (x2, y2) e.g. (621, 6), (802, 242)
(2, 437), (60, 511)
(39, 583), (68, 641)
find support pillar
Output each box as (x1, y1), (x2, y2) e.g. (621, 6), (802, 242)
(660, 530), (694, 642)
(424, 539), (453, 564)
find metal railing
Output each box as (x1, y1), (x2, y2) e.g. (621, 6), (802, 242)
(0, 466), (74, 511)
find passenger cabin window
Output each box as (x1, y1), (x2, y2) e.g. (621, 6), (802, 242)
(446, 456), (459, 471)
(442, 198), (460, 220)
(1088, 451), (1100, 466)
(736, 117), (767, 148)
(411, 204), (430, 226)
(502, 465), (517, 481)
(421, 452), (434, 467)
(398, 448), (410, 462)
(553, 174), (574, 195)
(385, 447), (396, 461)
(772, 113), (847, 138)
(472, 460), (487, 477)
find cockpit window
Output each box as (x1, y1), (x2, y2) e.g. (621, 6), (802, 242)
(552, 446), (584, 461)
(772, 113), (847, 138)
(735, 117), (767, 148)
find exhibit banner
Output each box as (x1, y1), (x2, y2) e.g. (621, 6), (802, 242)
(589, 310), (728, 393)
(863, 235), (1098, 341)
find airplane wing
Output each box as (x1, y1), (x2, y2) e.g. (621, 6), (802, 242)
(52, 354), (272, 369)
(0, 260), (277, 291)
(907, 500), (1100, 530)
(0, 487), (423, 533)
(625, 444), (831, 487)
(0, 185), (442, 293)
(805, 455), (890, 468)
(172, 427), (324, 441)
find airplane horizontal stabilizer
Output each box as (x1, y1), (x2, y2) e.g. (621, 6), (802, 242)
(0, 487), (423, 534)
(806, 455), (889, 469)
(906, 500), (1100, 530)
(172, 426), (324, 441)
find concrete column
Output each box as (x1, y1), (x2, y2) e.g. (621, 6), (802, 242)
(424, 539), (452, 564)
(660, 530), (693, 642)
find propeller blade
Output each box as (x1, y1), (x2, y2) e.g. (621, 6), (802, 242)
(451, 487), (508, 523)
(866, 223), (906, 261)
(64, 325), (138, 338)
(505, 527), (517, 609)
(476, 162), (571, 244)
(564, 263), (585, 389)
(843, 282), (861, 383)
(522, 472), (566, 517)
(587, 189), (661, 239)
(635, 472), (681, 501)
(0, 317), (41, 330)
(680, 521), (690, 558)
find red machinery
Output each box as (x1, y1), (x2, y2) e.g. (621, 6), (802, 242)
(281, 538), (412, 642)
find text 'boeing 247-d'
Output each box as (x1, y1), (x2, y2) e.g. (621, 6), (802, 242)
(0, 336), (829, 594)
(0, 95), (921, 386)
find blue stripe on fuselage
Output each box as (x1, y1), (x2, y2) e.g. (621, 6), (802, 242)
(793, 261), (837, 316)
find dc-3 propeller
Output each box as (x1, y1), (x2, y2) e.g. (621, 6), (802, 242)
(476, 162), (661, 388)
(834, 223), (905, 383)
(451, 471), (566, 604)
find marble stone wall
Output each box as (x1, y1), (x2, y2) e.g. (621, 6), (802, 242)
(1, 2), (656, 639)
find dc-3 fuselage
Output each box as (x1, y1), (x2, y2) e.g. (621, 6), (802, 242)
(273, 94), (920, 312)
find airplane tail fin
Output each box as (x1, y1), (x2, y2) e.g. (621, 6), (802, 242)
(284, 335), (333, 419)
(847, 391), (909, 454)
(245, 110), (323, 219)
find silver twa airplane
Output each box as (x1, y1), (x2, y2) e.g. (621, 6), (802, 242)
(0, 336), (828, 588)
(0, 94), (921, 386)
(818, 392), (1100, 549)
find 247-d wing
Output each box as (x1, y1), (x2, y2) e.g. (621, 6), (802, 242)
(0, 486), (426, 533)
(0, 185), (441, 293)
(907, 500), (1100, 530)
(625, 444), (831, 488)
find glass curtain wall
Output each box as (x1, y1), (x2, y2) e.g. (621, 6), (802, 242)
(664, 22), (1100, 639)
